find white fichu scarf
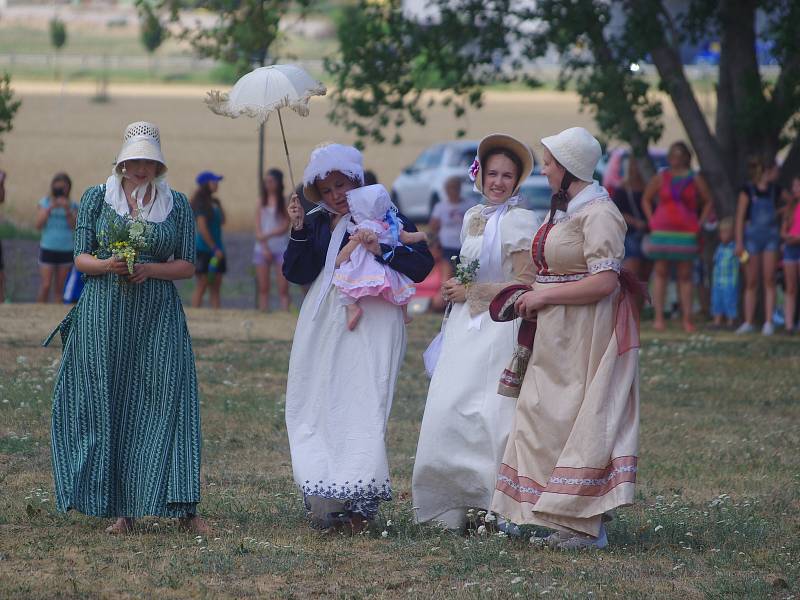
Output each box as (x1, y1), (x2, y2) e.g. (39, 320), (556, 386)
(468, 195), (520, 330)
(311, 207), (351, 321)
(104, 171), (173, 222)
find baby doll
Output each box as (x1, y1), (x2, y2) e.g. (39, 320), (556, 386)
(333, 184), (427, 330)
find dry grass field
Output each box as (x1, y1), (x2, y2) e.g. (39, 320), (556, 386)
(0, 303), (798, 599)
(0, 83), (697, 232)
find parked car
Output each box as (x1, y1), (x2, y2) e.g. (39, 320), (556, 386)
(598, 147), (668, 198)
(391, 141), (479, 221)
(519, 175), (552, 223)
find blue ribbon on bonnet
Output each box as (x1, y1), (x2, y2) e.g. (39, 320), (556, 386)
(381, 206), (412, 261)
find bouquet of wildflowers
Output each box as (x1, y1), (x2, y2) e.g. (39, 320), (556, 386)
(97, 214), (150, 275)
(451, 256), (480, 286)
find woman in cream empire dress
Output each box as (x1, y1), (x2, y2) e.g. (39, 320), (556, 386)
(491, 128), (641, 548)
(412, 134), (539, 530)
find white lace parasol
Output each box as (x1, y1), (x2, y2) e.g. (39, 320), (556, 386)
(206, 64), (327, 191)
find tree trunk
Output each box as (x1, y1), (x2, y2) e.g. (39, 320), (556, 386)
(649, 43), (737, 216)
(779, 135), (800, 189)
(718, 0), (764, 184)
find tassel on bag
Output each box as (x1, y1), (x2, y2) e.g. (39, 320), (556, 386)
(489, 284), (536, 398)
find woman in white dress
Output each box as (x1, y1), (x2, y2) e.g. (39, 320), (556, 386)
(283, 143), (433, 531)
(412, 134), (540, 531)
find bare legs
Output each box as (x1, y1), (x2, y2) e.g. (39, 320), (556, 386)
(192, 274), (208, 308)
(651, 259), (694, 332)
(345, 302), (363, 330)
(742, 251), (778, 326)
(783, 262), (798, 331)
(37, 263), (71, 303)
(256, 261), (290, 312)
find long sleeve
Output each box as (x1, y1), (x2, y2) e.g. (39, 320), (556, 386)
(173, 192), (196, 263)
(375, 213), (434, 283)
(73, 185), (103, 258)
(282, 214), (330, 285)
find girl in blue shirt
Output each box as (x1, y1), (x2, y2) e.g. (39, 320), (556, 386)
(36, 172), (78, 303)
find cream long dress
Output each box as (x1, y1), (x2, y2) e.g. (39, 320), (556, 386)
(491, 183), (640, 537)
(412, 204), (539, 529)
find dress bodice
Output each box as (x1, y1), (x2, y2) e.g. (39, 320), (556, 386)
(459, 205), (538, 282)
(75, 185), (195, 264)
(532, 197), (626, 281)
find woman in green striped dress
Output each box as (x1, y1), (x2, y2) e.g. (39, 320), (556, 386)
(48, 122), (208, 534)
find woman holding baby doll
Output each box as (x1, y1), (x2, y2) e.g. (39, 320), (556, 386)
(412, 134), (540, 532)
(282, 143), (433, 532)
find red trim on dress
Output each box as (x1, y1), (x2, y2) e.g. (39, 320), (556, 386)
(496, 457), (638, 504)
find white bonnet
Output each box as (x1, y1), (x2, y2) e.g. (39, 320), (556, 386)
(302, 143), (365, 203)
(540, 127), (601, 183)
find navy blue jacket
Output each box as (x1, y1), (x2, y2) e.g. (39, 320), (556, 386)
(283, 211), (434, 286)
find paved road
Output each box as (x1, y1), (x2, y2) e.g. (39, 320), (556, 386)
(1, 232), (303, 310)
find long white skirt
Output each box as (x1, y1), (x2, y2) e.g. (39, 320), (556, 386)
(285, 273), (406, 522)
(412, 302), (518, 529)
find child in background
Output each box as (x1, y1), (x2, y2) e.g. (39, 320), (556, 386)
(429, 176), (474, 280)
(333, 184), (427, 330)
(780, 176), (800, 333)
(711, 217), (740, 328)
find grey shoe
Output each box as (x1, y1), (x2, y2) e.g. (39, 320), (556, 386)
(554, 525), (608, 550)
(735, 322), (755, 335)
(762, 321), (775, 336)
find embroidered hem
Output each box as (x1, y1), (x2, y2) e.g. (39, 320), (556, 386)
(300, 479), (393, 520)
(495, 457), (638, 505)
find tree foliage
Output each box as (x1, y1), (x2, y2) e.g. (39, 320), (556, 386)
(154, 0), (314, 78)
(140, 4), (166, 55)
(0, 73), (22, 153)
(327, 0), (800, 214)
(49, 17), (67, 51)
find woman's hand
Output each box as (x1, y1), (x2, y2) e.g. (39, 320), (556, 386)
(129, 263), (151, 284)
(288, 193), (305, 230)
(442, 277), (467, 303)
(514, 290), (548, 320)
(735, 241), (745, 258)
(106, 257), (130, 277)
(262, 246), (273, 262)
(214, 248), (224, 260)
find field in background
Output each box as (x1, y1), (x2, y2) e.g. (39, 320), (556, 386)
(0, 84), (694, 232)
(0, 304), (798, 598)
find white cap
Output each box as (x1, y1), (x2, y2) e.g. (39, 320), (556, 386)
(302, 143), (364, 204)
(540, 127), (601, 182)
(115, 121), (167, 174)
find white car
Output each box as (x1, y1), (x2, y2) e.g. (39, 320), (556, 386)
(391, 141), (479, 221)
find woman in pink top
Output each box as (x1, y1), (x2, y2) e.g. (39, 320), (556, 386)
(781, 176), (800, 333)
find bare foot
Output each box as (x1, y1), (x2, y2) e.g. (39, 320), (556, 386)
(682, 320), (696, 333)
(653, 319), (666, 331)
(179, 515), (211, 536)
(346, 303), (363, 331)
(106, 517), (135, 535)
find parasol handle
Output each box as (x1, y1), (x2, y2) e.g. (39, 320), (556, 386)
(277, 108), (297, 193)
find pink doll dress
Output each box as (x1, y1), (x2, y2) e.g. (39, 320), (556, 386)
(333, 184), (416, 306)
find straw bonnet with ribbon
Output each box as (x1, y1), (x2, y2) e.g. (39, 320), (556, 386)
(540, 127), (602, 183)
(105, 121), (173, 222)
(464, 133), (535, 330)
(470, 133), (534, 197)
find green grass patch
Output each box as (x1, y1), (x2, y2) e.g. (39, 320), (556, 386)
(0, 311), (798, 598)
